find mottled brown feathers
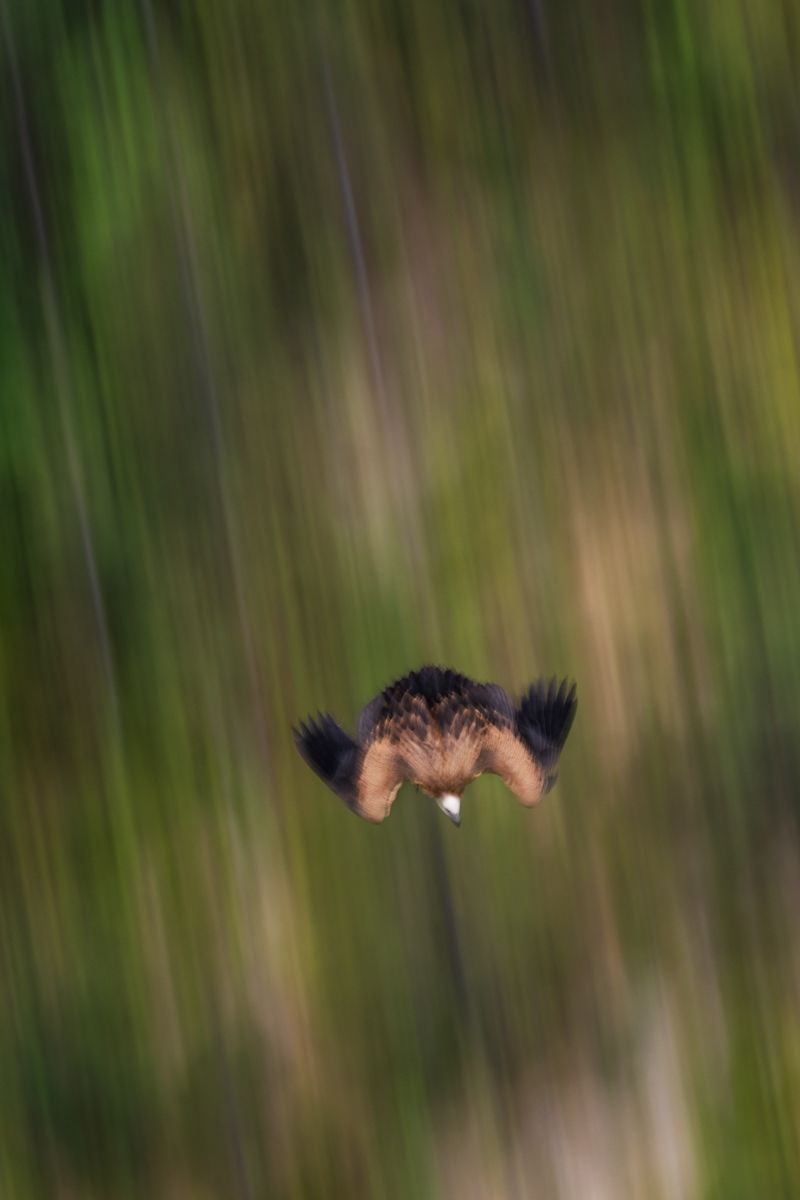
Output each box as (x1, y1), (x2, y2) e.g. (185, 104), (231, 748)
(293, 665), (577, 824)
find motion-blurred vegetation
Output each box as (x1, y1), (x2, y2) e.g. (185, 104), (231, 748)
(3, 0), (800, 1195)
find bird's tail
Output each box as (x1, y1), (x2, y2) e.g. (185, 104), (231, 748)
(516, 678), (577, 767)
(293, 712), (360, 807)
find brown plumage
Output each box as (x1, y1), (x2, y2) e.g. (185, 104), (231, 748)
(293, 666), (577, 826)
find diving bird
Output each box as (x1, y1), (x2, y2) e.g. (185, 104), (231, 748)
(293, 666), (577, 826)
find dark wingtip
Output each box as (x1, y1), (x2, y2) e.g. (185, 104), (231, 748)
(293, 710), (360, 806)
(517, 676), (577, 767)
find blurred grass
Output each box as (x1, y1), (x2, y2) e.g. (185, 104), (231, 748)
(3, 0), (800, 1195)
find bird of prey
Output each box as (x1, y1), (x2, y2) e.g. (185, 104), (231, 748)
(293, 666), (577, 826)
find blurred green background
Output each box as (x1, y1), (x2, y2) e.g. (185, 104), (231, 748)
(3, 0), (800, 1195)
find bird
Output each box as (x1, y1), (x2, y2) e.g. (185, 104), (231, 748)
(293, 665), (577, 826)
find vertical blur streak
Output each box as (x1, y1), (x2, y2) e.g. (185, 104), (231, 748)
(210, 996), (253, 1200)
(1, 0), (119, 730)
(523, 0), (553, 86)
(321, 52), (389, 423)
(426, 815), (469, 1013)
(137, 0), (271, 774)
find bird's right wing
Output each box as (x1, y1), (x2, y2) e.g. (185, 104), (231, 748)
(293, 712), (361, 808)
(293, 711), (407, 823)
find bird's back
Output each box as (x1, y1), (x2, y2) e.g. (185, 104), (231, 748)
(364, 666), (513, 730)
(360, 666), (514, 796)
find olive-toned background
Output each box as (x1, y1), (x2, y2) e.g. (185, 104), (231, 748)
(3, 1), (800, 1195)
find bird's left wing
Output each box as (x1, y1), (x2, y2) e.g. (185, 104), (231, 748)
(458, 680), (549, 806)
(480, 677), (577, 805)
(479, 724), (550, 805)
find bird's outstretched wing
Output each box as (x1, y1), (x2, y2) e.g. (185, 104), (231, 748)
(357, 680), (448, 820)
(516, 677), (578, 768)
(293, 711), (407, 823)
(480, 677), (577, 805)
(293, 713), (361, 810)
(354, 732), (407, 822)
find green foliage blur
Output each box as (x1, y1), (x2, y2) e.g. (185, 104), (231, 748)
(3, 0), (800, 1195)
